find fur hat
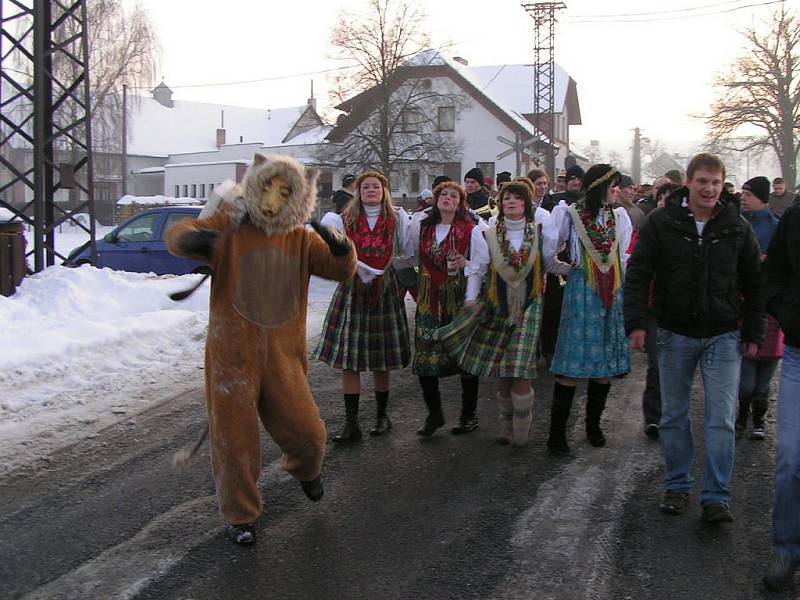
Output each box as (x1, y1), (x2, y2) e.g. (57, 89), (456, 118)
(565, 165), (585, 183)
(464, 167), (484, 184)
(242, 153), (317, 236)
(342, 173), (356, 187)
(496, 171), (512, 185)
(742, 176), (770, 204)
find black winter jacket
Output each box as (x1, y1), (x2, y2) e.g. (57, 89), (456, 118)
(764, 203), (800, 347)
(624, 188), (766, 343)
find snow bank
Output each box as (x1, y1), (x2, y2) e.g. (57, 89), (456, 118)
(0, 264), (338, 476)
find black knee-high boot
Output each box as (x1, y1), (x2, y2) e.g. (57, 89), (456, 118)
(586, 380), (611, 447)
(371, 390), (392, 436)
(417, 376), (445, 436)
(332, 393), (362, 444)
(451, 375), (479, 434)
(547, 382), (576, 454)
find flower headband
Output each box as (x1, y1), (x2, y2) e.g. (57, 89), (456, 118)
(587, 167), (619, 191)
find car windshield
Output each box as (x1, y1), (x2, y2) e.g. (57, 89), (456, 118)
(116, 213), (159, 242)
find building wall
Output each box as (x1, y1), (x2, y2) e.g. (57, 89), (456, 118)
(164, 162), (243, 200)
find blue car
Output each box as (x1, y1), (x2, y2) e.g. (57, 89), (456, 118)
(65, 206), (209, 275)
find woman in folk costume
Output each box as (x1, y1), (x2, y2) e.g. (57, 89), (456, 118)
(546, 164), (632, 454)
(442, 181), (553, 447)
(313, 172), (411, 442)
(406, 181), (489, 437)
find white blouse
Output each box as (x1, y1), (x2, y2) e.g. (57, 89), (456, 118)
(320, 206), (411, 283)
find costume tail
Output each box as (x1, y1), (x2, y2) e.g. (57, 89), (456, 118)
(172, 424), (209, 469)
(169, 273), (210, 302)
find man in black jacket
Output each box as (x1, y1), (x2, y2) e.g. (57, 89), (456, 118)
(624, 153), (765, 524)
(762, 203), (800, 590)
(332, 173), (356, 214)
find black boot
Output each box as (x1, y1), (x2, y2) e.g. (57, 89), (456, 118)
(735, 396), (750, 433)
(225, 523), (256, 545)
(750, 392), (768, 440)
(547, 382), (575, 454)
(300, 476), (324, 502)
(451, 376), (480, 434)
(417, 376), (445, 436)
(371, 390), (392, 436)
(331, 394), (362, 444)
(586, 380), (610, 447)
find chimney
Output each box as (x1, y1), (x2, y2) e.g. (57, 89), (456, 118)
(307, 79), (317, 111)
(453, 56), (468, 67)
(152, 81), (174, 108)
(216, 128), (226, 148)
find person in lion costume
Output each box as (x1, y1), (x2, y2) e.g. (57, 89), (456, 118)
(166, 153), (356, 545)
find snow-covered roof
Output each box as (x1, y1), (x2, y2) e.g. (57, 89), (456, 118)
(127, 97), (308, 156)
(467, 64), (571, 116)
(280, 125), (332, 146)
(403, 50), (541, 139)
(116, 195), (202, 206)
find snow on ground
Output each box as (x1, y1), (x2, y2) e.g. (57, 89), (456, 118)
(0, 264), (338, 476)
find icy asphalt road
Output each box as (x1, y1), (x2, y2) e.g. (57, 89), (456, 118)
(1, 353), (794, 599)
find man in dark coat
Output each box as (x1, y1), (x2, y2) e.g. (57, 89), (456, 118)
(624, 153), (765, 524)
(762, 203), (800, 590)
(332, 173), (356, 214)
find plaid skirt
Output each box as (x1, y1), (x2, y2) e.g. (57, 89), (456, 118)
(313, 269), (410, 371)
(438, 297), (543, 379)
(550, 269), (630, 379)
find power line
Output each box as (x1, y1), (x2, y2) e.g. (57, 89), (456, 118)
(568, 0), (784, 23)
(570, 0), (748, 19)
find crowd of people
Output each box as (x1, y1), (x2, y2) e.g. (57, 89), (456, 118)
(169, 150), (798, 591)
(318, 156), (800, 591)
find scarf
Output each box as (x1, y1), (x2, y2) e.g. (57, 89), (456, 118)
(568, 203), (621, 310)
(346, 207), (397, 303)
(485, 218), (542, 325)
(418, 219), (474, 320)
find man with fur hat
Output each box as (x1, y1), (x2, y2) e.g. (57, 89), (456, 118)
(166, 153), (356, 545)
(549, 164), (584, 209)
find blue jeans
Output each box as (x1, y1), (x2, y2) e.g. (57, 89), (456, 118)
(773, 345), (800, 557)
(657, 328), (741, 506)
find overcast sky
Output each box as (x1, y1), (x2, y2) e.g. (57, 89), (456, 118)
(128, 0), (787, 160)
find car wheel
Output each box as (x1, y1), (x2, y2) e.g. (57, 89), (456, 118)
(76, 260), (93, 267)
(193, 266), (212, 275)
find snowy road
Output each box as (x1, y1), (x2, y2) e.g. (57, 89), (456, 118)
(1, 349), (790, 599)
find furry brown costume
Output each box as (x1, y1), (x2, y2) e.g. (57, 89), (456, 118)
(166, 154), (355, 539)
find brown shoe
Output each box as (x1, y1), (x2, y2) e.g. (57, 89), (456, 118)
(701, 502), (734, 523)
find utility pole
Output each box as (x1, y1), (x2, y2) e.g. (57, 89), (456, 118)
(522, 1), (566, 184)
(0, 0), (96, 272)
(631, 127), (642, 185)
(121, 83), (128, 198)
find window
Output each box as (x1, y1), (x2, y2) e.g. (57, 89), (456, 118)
(443, 162), (461, 182)
(182, 185), (188, 197)
(437, 106), (455, 131)
(210, 183), (215, 194)
(389, 170), (400, 192)
(410, 170), (420, 193)
(476, 162), (495, 181)
(163, 211), (196, 238)
(199, 184), (205, 198)
(174, 185), (180, 197)
(191, 184), (197, 198)
(401, 109), (421, 133)
(116, 213), (159, 242)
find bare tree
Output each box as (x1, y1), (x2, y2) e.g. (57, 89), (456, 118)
(581, 142), (604, 165)
(321, 0), (468, 178)
(704, 6), (799, 189)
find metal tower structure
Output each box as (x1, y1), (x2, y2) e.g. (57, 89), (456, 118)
(1, 0), (96, 273)
(522, 1), (566, 183)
